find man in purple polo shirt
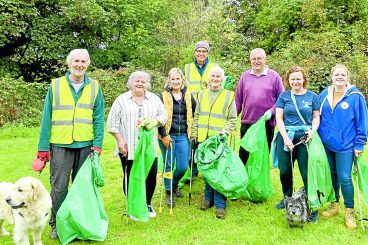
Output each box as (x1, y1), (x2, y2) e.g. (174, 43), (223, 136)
(235, 48), (284, 165)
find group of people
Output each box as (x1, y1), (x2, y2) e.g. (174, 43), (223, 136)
(35, 41), (367, 239)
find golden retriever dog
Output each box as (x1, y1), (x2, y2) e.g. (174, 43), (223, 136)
(1, 177), (52, 245)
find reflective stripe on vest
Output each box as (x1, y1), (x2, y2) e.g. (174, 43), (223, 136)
(50, 77), (98, 144)
(184, 62), (215, 99)
(197, 89), (234, 142)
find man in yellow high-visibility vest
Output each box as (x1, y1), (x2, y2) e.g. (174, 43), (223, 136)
(35, 49), (104, 239)
(184, 41), (216, 179)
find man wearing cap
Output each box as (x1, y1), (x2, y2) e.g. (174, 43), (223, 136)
(35, 48), (104, 239)
(183, 41), (216, 180)
(184, 40), (216, 99)
(235, 48), (284, 166)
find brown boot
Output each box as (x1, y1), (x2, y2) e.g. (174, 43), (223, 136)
(321, 202), (339, 217)
(200, 200), (213, 211)
(345, 208), (357, 229)
(216, 208), (226, 219)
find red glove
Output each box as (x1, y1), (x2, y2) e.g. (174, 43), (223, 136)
(33, 151), (50, 172)
(37, 151), (50, 162)
(91, 147), (102, 155)
(162, 136), (172, 148)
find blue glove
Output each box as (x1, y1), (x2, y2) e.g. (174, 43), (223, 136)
(263, 110), (272, 120)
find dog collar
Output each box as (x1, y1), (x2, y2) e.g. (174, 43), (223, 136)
(11, 202), (26, 209)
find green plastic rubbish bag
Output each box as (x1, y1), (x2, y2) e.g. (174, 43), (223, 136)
(353, 157), (368, 206)
(56, 151), (108, 245)
(240, 116), (273, 202)
(306, 131), (335, 210)
(195, 135), (248, 199)
(127, 127), (155, 222)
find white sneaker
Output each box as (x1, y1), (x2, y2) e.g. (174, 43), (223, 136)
(147, 205), (156, 218)
(128, 215), (138, 221)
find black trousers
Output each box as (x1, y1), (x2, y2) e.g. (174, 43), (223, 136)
(119, 154), (158, 205)
(276, 131), (308, 197)
(239, 123), (275, 166)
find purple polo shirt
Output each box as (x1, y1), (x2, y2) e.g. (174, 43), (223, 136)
(235, 67), (284, 127)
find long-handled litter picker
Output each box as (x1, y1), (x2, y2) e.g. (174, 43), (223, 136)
(159, 143), (174, 215)
(354, 157), (366, 231)
(189, 141), (195, 205)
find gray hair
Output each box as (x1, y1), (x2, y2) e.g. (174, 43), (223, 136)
(249, 48), (266, 59)
(208, 66), (225, 81)
(164, 68), (189, 89)
(66, 49), (91, 67)
(127, 71), (151, 90)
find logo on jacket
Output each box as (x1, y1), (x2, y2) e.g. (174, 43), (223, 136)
(341, 102), (349, 109)
(302, 100), (312, 108)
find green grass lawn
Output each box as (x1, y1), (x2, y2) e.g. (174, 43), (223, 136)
(0, 126), (367, 244)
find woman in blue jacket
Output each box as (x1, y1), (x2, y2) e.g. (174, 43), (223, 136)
(319, 64), (368, 229)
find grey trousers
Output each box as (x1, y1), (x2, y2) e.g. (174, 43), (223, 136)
(49, 145), (92, 227)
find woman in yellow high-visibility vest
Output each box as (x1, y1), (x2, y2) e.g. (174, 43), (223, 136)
(191, 66), (237, 219)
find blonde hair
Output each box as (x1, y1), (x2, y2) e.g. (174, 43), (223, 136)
(164, 68), (189, 90)
(330, 64), (350, 83)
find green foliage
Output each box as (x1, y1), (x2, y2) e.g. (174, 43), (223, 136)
(0, 75), (48, 127)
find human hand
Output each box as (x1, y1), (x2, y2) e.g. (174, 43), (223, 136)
(263, 110), (272, 121)
(283, 137), (294, 151)
(304, 129), (312, 143)
(37, 151), (50, 162)
(91, 147), (102, 155)
(162, 135), (172, 148)
(143, 119), (158, 130)
(355, 149), (363, 157)
(117, 141), (128, 156)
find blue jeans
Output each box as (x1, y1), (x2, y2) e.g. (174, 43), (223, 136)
(204, 180), (227, 208)
(159, 134), (190, 190)
(325, 147), (354, 208)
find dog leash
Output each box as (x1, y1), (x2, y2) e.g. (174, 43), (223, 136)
(289, 135), (308, 193)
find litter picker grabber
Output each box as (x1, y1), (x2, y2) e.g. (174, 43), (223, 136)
(123, 155), (129, 224)
(354, 157), (366, 231)
(189, 141), (195, 205)
(159, 142), (174, 215)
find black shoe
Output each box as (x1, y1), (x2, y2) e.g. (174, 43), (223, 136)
(173, 185), (183, 198)
(50, 227), (58, 239)
(276, 199), (285, 210)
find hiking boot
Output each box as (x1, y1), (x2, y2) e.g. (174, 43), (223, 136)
(345, 208), (357, 229)
(173, 185), (183, 198)
(308, 210), (319, 224)
(50, 226), (58, 239)
(216, 208), (226, 219)
(166, 190), (175, 207)
(321, 202), (339, 217)
(200, 200), (213, 211)
(276, 199), (285, 210)
(147, 205), (156, 218)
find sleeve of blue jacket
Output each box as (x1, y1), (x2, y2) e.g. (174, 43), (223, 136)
(353, 94), (368, 151)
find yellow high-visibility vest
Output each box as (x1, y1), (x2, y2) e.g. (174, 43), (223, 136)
(184, 62), (215, 99)
(197, 89), (234, 142)
(50, 76), (98, 144)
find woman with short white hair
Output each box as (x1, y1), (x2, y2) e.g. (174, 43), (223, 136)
(107, 71), (167, 220)
(191, 66), (236, 219)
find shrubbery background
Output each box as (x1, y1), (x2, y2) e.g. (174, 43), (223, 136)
(1, 0), (368, 127)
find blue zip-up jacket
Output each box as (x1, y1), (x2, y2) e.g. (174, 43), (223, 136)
(318, 84), (368, 152)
